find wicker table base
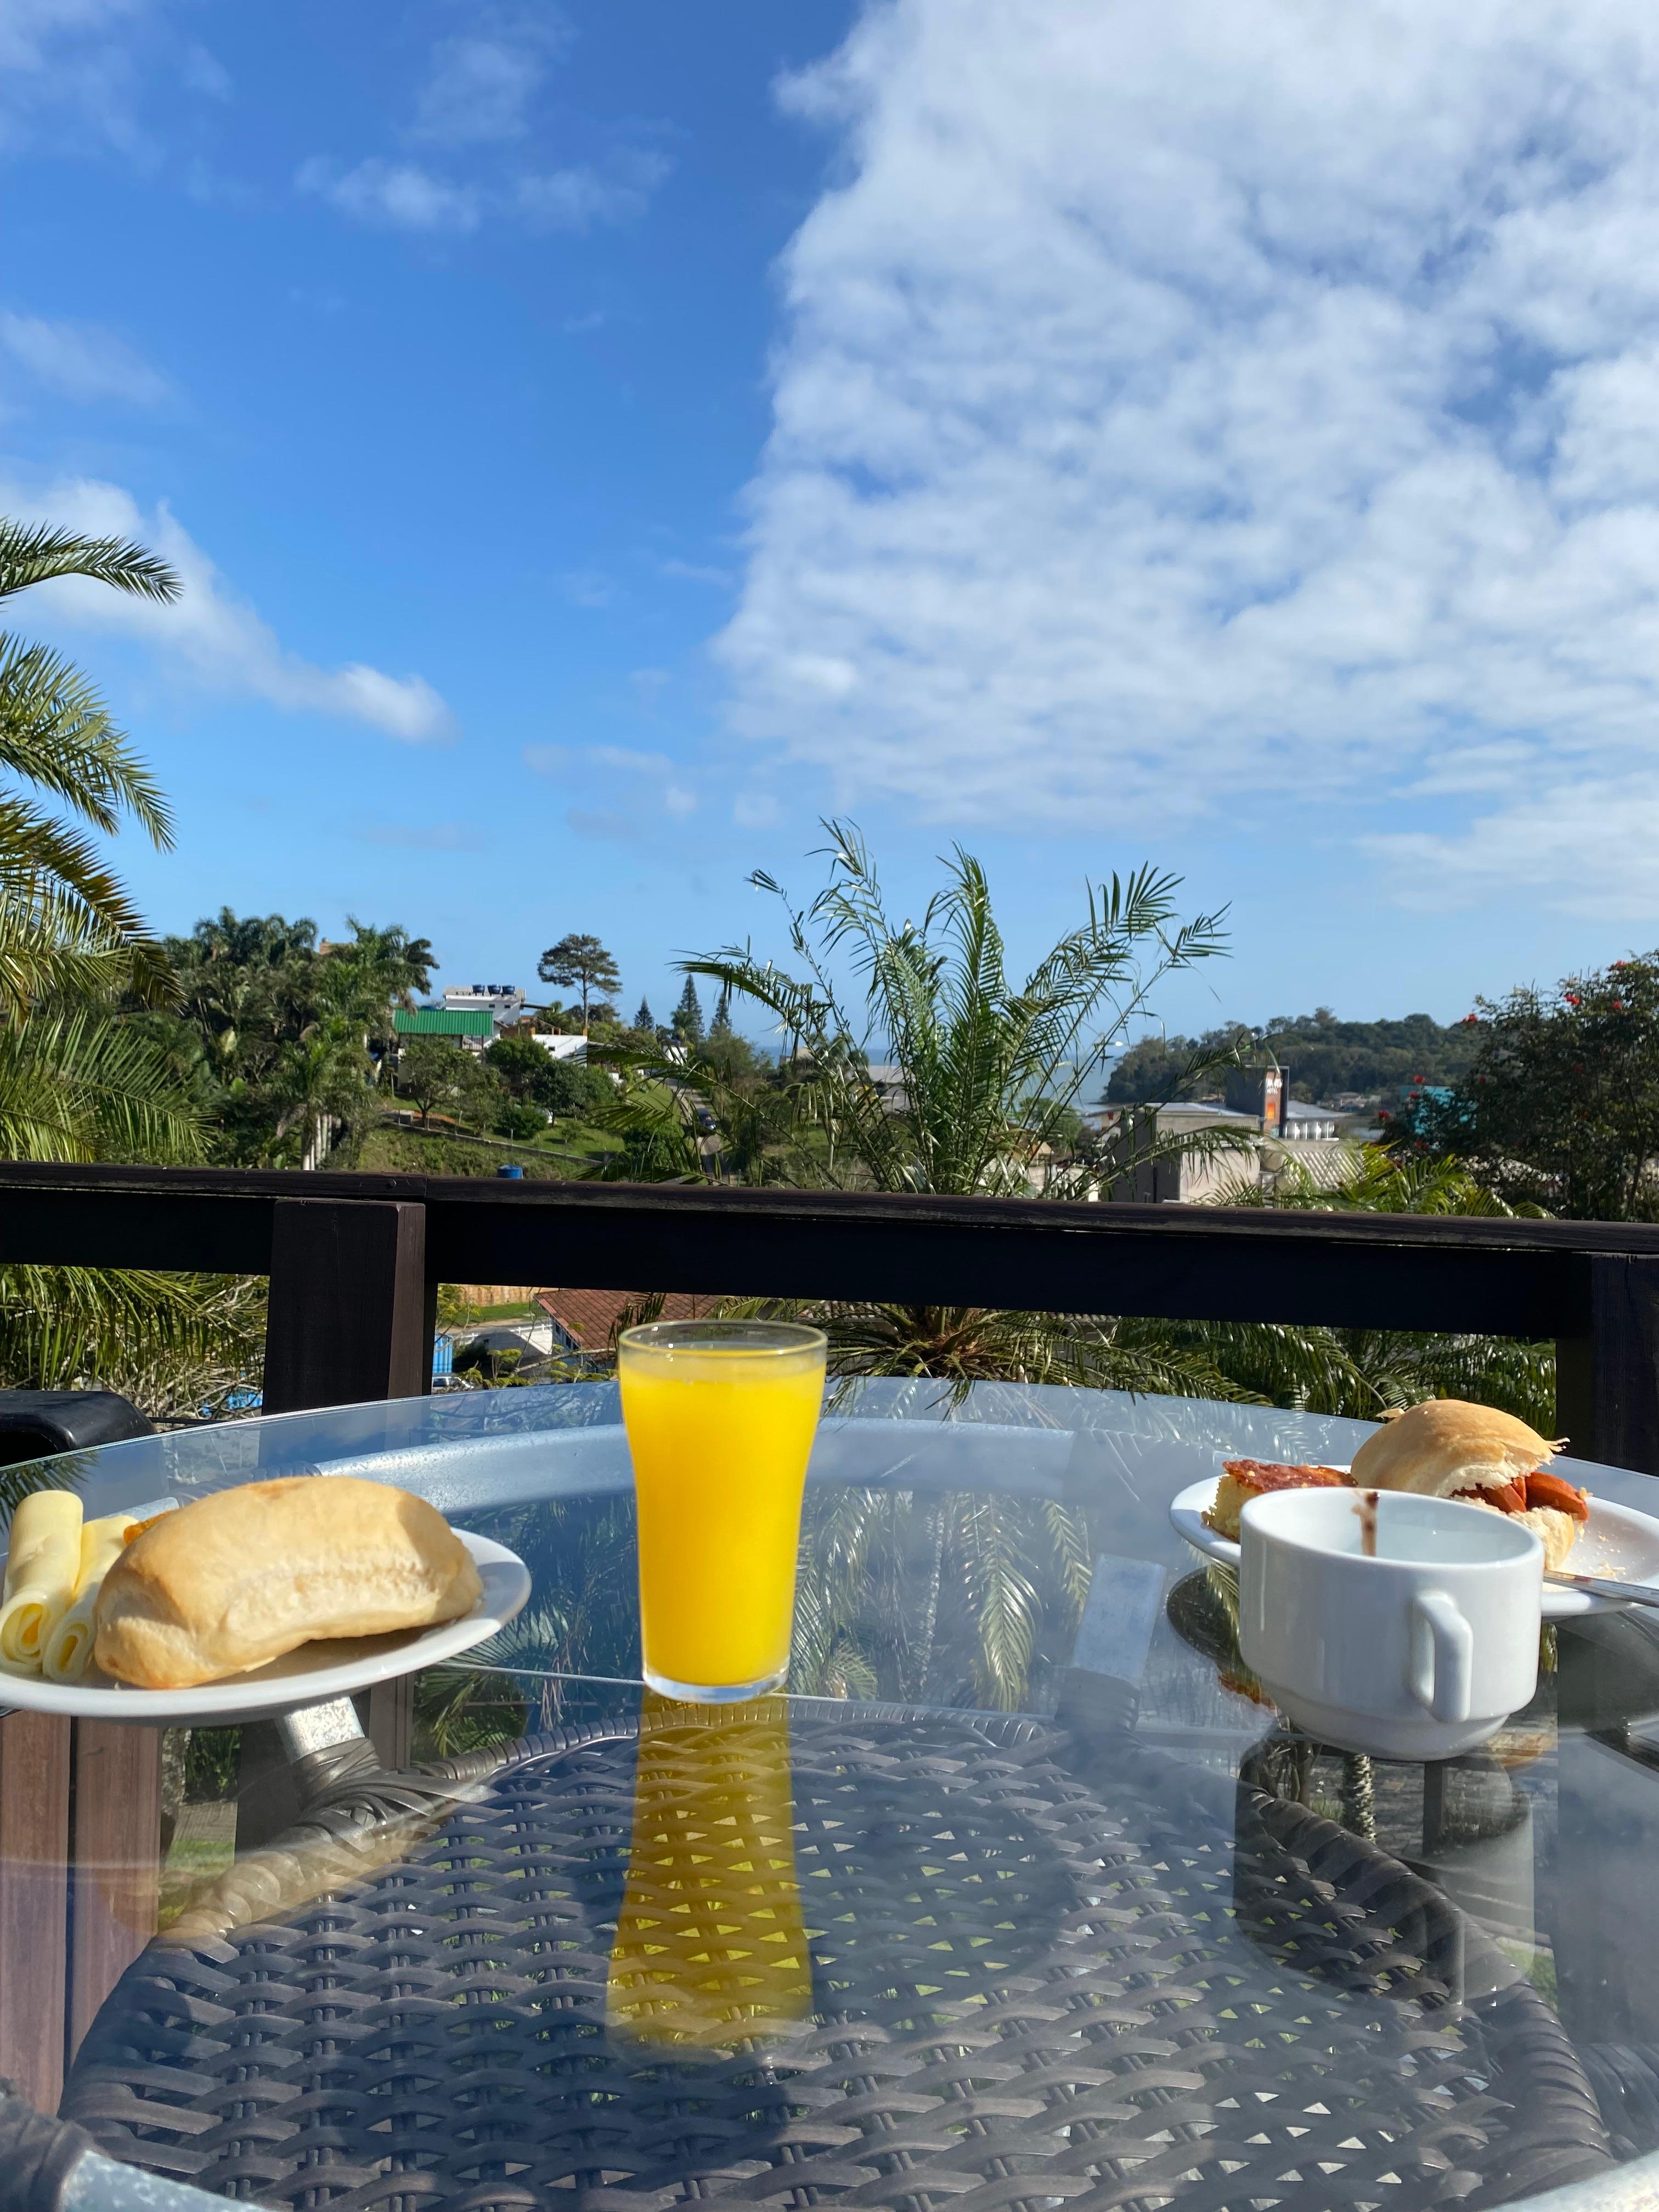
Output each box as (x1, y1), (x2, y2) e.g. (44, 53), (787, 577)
(63, 1705), (1611, 2212)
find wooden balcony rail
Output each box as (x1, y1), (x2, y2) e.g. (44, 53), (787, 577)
(0, 1159), (1654, 1472)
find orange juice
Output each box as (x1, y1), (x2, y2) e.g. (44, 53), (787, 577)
(607, 1692), (811, 2046)
(617, 1321), (826, 1697)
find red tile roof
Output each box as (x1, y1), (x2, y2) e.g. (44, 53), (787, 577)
(534, 1287), (723, 1352)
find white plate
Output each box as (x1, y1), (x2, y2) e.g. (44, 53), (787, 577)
(1169, 1474), (1659, 1619)
(0, 1529), (531, 1726)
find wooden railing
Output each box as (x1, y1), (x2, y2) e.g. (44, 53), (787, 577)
(1, 1160), (1656, 1471)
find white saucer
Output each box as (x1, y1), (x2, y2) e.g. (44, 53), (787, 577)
(0, 1529), (531, 1726)
(1169, 1475), (1659, 1620)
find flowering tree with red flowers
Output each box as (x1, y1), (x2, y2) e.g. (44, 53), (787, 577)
(1393, 952), (1659, 1219)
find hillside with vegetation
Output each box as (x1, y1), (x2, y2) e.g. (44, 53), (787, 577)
(1106, 1007), (1481, 1108)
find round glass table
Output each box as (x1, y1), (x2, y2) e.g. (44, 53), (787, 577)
(2, 1379), (1657, 2212)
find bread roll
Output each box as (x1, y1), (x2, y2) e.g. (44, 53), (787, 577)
(1, 1491), (83, 1671)
(94, 1476), (482, 1690)
(1459, 1496), (1581, 1573)
(1349, 1399), (1562, 1498)
(1351, 1398), (1581, 1567)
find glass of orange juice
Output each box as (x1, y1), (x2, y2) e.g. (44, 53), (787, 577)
(617, 1319), (827, 1701)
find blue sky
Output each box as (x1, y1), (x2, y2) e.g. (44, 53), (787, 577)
(5, 0), (1659, 1047)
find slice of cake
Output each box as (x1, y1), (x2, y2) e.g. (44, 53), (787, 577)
(1204, 1458), (1353, 1542)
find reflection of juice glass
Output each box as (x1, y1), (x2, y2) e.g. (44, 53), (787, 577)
(607, 1692), (811, 2046)
(617, 1319), (827, 1701)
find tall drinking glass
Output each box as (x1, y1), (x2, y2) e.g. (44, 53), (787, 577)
(617, 1319), (827, 1701)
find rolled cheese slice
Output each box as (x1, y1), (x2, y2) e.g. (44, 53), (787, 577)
(0, 1490), (84, 1672)
(94, 1476), (483, 1690)
(43, 1511), (148, 1683)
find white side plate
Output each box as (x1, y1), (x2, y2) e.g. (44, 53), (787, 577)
(1169, 1475), (1659, 1618)
(0, 1529), (531, 1726)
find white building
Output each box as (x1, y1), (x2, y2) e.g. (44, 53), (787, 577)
(443, 984), (526, 1026)
(533, 1034), (588, 1063)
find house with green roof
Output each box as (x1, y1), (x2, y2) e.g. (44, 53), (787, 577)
(393, 1006), (493, 1053)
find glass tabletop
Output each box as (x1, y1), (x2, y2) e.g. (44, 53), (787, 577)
(4, 1378), (1658, 2212)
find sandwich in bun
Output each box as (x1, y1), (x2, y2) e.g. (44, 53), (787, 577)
(1347, 1398), (1587, 1570)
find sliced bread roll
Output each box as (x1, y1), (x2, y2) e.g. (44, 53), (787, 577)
(1457, 1495), (1582, 1572)
(94, 1476), (482, 1689)
(1350, 1398), (1582, 1567)
(1348, 1398), (1563, 1497)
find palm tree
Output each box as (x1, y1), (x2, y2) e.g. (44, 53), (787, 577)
(686, 821), (1228, 1195)
(0, 517), (245, 1414)
(0, 1009), (203, 1163)
(0, 519), (180, 1014)
(603, 822), (1238, 1387)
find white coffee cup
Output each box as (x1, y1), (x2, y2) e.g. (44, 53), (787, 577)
(1238, 1487), (1543, 1760)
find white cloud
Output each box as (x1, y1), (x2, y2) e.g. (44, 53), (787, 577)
(0, 0), (139, 72)
(661, 556), (736, 588)
(180, 42), (230, 101)
(1369, 774), (1659, 919)
(411, 26), (564, 148)
(301, 13), (665, 241)
(517, 151), (668, 233)
(522, 743), (569, 775)
(556, 568), (615, 608)
(733, 792), (780, 830)
(2, 474), (454, 743)
(0, 0), (149, 155)
(591, 744), (673, 775)
(0, 312), (170, 404)
(585, 744), (699, 816)
(296, 156), (481, 234)
(719, 0), (1659, 905)
(299, 153), (664, 238)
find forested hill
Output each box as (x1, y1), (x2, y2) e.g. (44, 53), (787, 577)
(1105, 1008), (1479, 1107)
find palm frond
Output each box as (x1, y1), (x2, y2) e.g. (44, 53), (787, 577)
(0, 635), (173, 843)
(0, 1009), (206, 1164)
(0, 522), (179, 606)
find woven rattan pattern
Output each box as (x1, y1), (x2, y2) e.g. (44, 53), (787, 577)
(64, 1708), (1611, 2212)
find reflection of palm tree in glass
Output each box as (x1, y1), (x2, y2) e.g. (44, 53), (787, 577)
(792, 1485), (1092, 1712)
(416, 1495), (639, 1753)
(607, 1695), (812, 2047)
(420, 1479), (1094, 1744)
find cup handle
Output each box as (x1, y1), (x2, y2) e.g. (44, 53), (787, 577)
(1407, 1589), (1474, 1722)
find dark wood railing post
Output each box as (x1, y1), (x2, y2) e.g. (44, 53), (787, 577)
(1556, 1255), (1659, 1475)
(262, 1198), (430, 1414)
(0, 1711), (69, 2112)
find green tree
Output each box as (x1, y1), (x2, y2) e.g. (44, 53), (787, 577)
(538, 932), (620, 1034)
(0, 517), (258, 1415)
(0, 519), (179, 1015)
(1398, 952), (1659, 1220)
(633, 997), (656, 1032)
(672, 975), (704, 1047)
(486, 1031), (604, 1119)
(397, 1035), (492, 1127)
(320, 920), (435, 1058)
(603, 822), (1232, 1393)
(160, 907), (438, 1166)
(1108, 1007), (1479, 1109)
(690, 822), (1226, 1197)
